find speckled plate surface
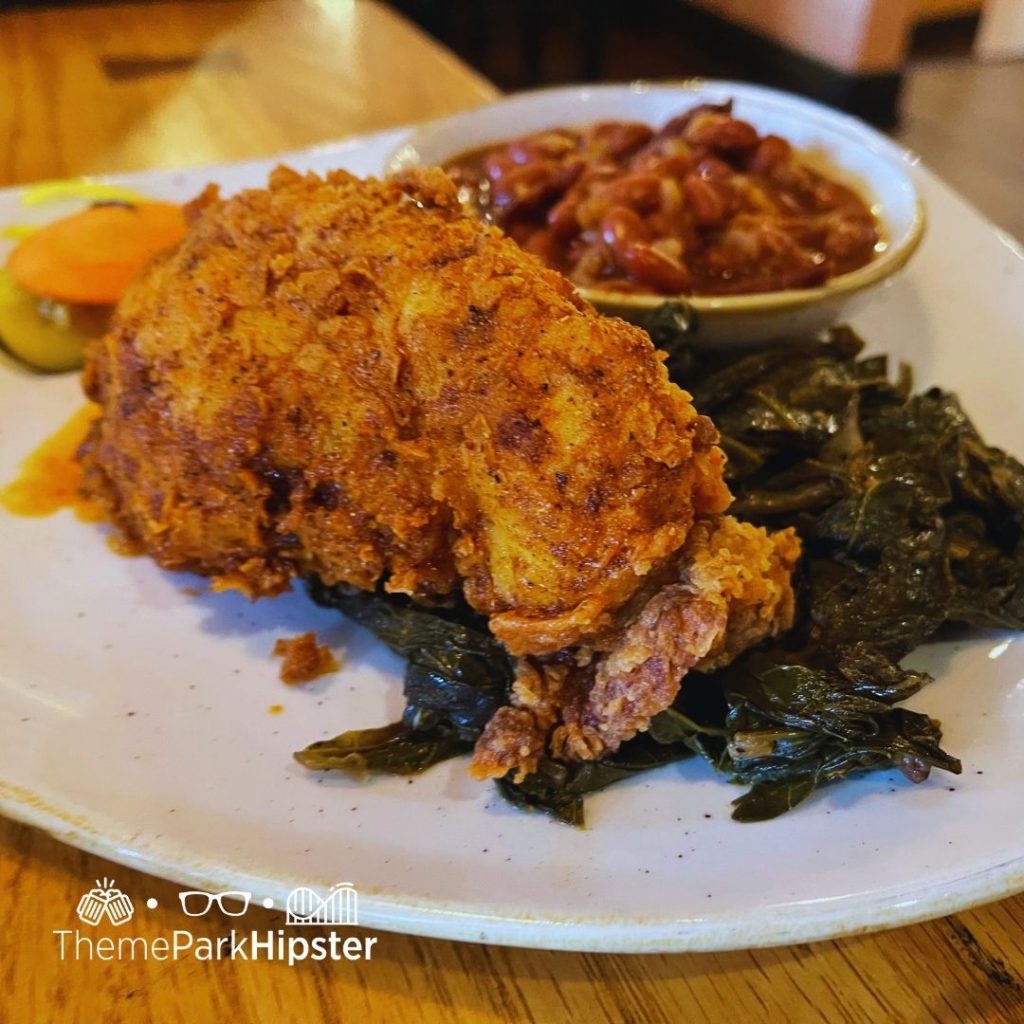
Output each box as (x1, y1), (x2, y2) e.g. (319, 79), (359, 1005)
(1, 111), (1023, 953)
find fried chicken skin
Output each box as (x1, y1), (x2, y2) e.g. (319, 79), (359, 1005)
(80, 166), (798, 778)
(471, 517), (800, 779)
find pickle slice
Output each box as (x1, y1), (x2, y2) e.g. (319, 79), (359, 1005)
(0, 268), (110, 373)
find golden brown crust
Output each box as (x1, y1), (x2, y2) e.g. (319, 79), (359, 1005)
(273, 631), (340, 684)
(80, 165), (730, 653)
(469, 517), (801, 780)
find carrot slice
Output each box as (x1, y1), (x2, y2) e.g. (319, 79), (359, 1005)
(6, 201), (186, 305)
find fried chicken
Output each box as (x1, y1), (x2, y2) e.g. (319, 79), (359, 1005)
(79, 165), (799, 779)
(273, 631), (340, 685)
(472, 517), (799, 778)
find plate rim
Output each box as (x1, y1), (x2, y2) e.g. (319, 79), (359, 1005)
(5, 779), (1024, 952)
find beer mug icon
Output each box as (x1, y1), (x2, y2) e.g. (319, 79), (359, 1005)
(76, 878), (135, 926)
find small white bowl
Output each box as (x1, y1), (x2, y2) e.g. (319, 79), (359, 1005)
(386, 81), (926, 346)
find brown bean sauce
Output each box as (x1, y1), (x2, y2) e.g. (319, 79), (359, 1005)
(443, 101), (881, 297)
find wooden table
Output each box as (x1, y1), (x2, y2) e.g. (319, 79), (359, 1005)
(3, 2), (1024, 1021)
(0, 0), (495, 183)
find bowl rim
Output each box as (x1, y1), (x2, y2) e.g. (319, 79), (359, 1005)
(385, 79), (927, 315)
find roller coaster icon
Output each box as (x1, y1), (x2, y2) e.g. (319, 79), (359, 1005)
(285, 883), (358, 926)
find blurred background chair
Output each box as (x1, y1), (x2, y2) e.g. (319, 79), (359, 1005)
(390, 0), (1020, 126)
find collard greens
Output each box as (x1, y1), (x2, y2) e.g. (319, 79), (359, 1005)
(298, 327), (1024, 823)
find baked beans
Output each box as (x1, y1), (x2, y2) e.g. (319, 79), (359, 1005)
(443, 101), (881, 297)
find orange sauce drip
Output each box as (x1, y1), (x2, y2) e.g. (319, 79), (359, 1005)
(0, 403), (103, 520)
(268, 704), (285, 716)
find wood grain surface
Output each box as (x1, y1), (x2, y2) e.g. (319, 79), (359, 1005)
(6, 815), (1024, 1023)
(0, 0), (496, 184)
(2, 2), (1024, 1022)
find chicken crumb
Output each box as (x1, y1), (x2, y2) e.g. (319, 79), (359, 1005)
(273, 631), (339, 684)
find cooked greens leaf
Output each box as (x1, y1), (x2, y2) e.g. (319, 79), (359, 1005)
(306, 578), (511, 741)
(698, 654), (961, 821)
(731, 778), (817, 823)
(297, 581), (511, 777)
(729, 703), (962, 823)
(296, 722), (469, 775)
(497, 738), (697, 826)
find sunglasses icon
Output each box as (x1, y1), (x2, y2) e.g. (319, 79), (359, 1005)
(178, 890), (252, 917)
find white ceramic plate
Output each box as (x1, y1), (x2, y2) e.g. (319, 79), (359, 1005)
(1, 115), (1023, 954)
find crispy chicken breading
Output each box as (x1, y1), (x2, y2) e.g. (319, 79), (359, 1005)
(79, 166), (799, 778)
(471, 516), (800, 779)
